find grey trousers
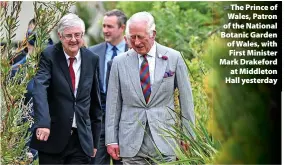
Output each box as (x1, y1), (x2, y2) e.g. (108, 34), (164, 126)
(122, 122), (175, 165)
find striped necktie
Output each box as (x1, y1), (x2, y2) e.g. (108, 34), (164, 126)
(140, 54), (151, 103)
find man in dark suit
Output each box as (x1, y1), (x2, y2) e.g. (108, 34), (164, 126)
(30, 13), (102, 164)
(89, 9), (127, 165)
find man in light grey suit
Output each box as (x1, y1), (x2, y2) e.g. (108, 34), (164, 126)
(105, 12), (195, 164)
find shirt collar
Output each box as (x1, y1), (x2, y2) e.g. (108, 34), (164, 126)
(106, 40), (126, 52)
(139, 42), (156, 57)
(64, 50), (81, 61)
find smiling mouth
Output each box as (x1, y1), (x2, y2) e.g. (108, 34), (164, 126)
(69, 44), (78, 47)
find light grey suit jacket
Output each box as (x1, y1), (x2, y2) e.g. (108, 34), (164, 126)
(105, 43), (195, 157)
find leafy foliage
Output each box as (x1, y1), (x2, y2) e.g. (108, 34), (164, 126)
(204, 34), (280, 163)
(160, 120), (220, 165)
(115, 1), (153, 17)
(115, 1), (224, 60)
(0, 2), (74, 164)
(75, 2), (92, 31)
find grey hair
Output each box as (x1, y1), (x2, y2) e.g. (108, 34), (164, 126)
(125, 20), (130, 38)
(104, 9), (127, 27)
(57, 13), (85, 35)
(126, 11), (156, 38)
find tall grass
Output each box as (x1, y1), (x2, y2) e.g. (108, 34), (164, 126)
(157, 107), (220, 165)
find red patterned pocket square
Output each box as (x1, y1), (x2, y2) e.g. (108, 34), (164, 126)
(163, 70), (175, 78)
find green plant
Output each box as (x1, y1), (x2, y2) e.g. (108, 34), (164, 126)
(0, 2), (74, 164)
(159, 120), (220, 165)
(204, 33), (280, 163)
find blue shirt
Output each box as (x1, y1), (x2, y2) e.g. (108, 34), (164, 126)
(104, 40), (126, 92)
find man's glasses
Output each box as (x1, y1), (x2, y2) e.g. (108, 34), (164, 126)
(63, 33), (83, 40)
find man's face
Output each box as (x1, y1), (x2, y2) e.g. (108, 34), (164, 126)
(27, 42), (34, 53)
(102, 16), (124, 45)
(58, 26), (84, 57)
(128, 22), (155, 55)
(28, 23), (35, 31)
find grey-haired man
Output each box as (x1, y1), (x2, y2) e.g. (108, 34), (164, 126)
(105, 11), (195, 164)
(30, 13), (102, 164)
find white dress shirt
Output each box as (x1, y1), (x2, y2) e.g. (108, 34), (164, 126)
(103, 41), (126, 92)
(64, 50), (81, 128)
(138, 42), (156, 85)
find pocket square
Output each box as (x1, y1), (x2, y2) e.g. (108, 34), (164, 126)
(163, 70), (175, 78)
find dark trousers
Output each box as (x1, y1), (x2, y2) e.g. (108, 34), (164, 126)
(38, 128), (91, 164)
(91, 116), (122, 165)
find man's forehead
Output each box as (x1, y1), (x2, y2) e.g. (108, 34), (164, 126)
(63, 26), (83, 33)
(129, 24), (147, 33)
(103, 15), (118, 22)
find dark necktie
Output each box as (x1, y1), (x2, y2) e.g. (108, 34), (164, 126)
(140, 54), (151, 103)
(111, 46), (117, 59)
(69, 58), (75, 92)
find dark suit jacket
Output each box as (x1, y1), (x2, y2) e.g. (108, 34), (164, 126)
(30, 43), (102, 156)
(11, 50), (27, 65)
(89, 42), (128, 112)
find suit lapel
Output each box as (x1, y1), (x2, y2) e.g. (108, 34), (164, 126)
(76, 48), (87, 98)
(56, 43), (75, 98)
(126, 50), (146, 105)
(148, 44), (168, 104)
(99, 43), (107, 87)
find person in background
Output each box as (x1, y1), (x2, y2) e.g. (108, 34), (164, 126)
(105, 11), (195, 164)
(89, 9), (127, 165)
(12, 18), (53, 65)
(11, 18), (35, 65)
(30, 13), (102, 164)
(10, 21), (38, 161)
(11, 18), (54, 161)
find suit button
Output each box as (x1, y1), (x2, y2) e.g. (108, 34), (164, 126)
(74, 102), (77, 105)
(142, 121), (145, 125)
(70, 117), (73, 122)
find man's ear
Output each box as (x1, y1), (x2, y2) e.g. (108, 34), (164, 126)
(124, 35), (128, 43)
(152, 30), (156, 39)
(120, 24), (126, 31)
(58, 32), (62, 39)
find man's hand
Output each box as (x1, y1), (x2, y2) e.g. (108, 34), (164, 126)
(91, 148), (97, 157)
(107, 144), (120, 160)
(36, 128), (50, 141)
(181, 141), (190, 152)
